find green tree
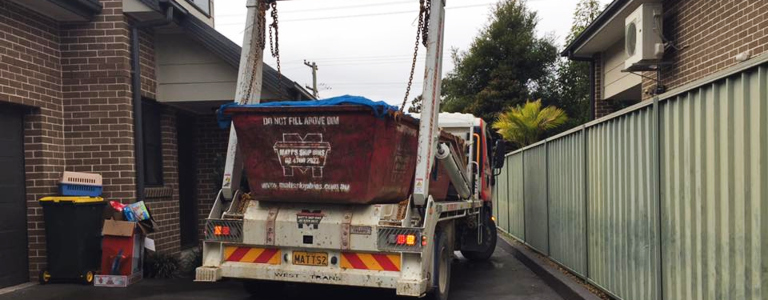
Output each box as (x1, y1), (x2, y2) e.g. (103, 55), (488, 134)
(441, 0), (558, 123)
(537, 0), (602, 127)
(492, 99), (568, 147)
(408, 95), (423, 113)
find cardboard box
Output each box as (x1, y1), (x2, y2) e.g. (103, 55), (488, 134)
(97, 220), (143, 287)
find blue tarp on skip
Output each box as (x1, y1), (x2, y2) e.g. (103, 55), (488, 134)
(217, 95), (398, 128)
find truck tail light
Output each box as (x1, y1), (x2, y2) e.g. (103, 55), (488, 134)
(378, 227), (423, 253)
(392, 234), (418, 246)
(406, 234), (416, 246)
(214, 225), (231, 236)
(206, 219), (243, 242)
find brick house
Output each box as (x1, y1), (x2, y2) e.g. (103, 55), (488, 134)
(0, 0), (311, 287)
(562, 0), (768, 119)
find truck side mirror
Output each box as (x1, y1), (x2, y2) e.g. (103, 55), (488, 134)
(493, 140), (506, 169)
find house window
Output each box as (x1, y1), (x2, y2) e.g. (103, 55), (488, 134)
(186, 0), (211, 16)
(142, 99), (164, 186)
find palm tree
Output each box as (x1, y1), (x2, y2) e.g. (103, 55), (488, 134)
(492, 99), (568, 147)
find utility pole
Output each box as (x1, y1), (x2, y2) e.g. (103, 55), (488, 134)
(304, 60), (319, 98)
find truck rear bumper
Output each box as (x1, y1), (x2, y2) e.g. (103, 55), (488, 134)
(196, 262), (427, 297)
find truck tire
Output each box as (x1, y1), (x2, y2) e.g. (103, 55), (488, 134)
(460, 217), (497, 262)
(242, 280), (285, 298)
(427, 229), (452, 300)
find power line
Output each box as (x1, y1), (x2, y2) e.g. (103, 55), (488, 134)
(216, 0), (482, 17)
(284, 54), (416, 63)
(318, 60), (426, 67)
(219, 3), (496, 27)
(271, 0), (417, 14)
(279, 3), (495, 22)
(326, 82), (423, 86)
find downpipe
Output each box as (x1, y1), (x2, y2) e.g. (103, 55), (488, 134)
(129, 6), (174, 201)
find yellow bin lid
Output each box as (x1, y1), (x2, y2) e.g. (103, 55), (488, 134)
(39, 196), (104, 203)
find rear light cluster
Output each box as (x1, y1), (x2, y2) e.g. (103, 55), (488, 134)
(205, 219), (243, 242)
(388, 233), (424, 247)
(377, 227), (424, 253)
(213, 225), (231, 236)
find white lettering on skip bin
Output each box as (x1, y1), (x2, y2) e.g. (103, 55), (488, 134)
(263, 116), (340, 126)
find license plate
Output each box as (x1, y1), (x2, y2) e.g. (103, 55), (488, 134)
(293, 251), (328, 266)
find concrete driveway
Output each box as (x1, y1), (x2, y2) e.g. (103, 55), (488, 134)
(0, 243), (562, 300)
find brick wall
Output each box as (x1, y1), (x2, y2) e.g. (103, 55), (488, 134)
(144, 106), (181, 254)
(139, 28), (156, 99)
(61, 0), (135, 201)
(642, 0), (768, 97)
(195, 114), (228, 239)
(1, 0), (184, 279)
(0, 1), (65, 280)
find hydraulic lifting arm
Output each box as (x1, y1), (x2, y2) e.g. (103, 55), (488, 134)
(221, 0), (268, 200)
(412, 0), (447, 206)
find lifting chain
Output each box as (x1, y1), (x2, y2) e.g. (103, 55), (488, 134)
(400, 0), (431, 112)
(268, 1), (283, 93)
(243, 0), (270, 103)
(256, 1), (268, 50)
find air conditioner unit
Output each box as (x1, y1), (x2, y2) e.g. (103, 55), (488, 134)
(625, 3), (664, 69)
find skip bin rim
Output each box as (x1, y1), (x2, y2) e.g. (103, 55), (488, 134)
(223, 105), (420, 126)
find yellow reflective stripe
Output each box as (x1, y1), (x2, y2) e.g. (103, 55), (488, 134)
(241, 248), (264, 262)
(358, 254), (383, 271)
(224, 246), (237, 260)
(388, 254), (401, 269)
(340, 256), (354, 269)
(268, 251), (281, 265)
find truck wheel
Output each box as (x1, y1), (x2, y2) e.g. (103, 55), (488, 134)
(242, 280), (284, 298)
(460, 218), (497, 261)
(428, 230), (452, 300)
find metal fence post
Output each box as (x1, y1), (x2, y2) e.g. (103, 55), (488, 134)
(521, 150), (526, 242)
(652, 96), (664, 300)
(582, 125), (589, 283)
(505, 158), (511, 233)
(544, 140), (551, 255)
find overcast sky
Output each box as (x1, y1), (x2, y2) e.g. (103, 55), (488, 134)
(213, 0), (609, 105)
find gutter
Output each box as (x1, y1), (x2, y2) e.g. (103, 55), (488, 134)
(565, 51), (597, 121)
(49, 0), (103, 20)
(130, 5), (175, 202)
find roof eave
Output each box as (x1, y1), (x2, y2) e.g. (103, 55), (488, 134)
(560, 0), (629, 58)
(47, 0), (103, 21)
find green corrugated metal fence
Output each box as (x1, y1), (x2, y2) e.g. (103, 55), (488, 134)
(547, 132), (586, 277)
(507, 153), (525, 240)
(524, 144), (549, 255)
(493, 60), (768, 300)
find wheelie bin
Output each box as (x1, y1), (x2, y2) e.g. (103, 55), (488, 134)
(38, 196), (105, 284)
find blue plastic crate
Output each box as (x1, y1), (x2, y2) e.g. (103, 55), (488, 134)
(59, 183), (102, 197)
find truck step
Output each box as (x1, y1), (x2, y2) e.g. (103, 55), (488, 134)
(194, 267), (221, 282)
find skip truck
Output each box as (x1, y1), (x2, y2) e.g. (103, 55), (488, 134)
(195, 1), (506, 299)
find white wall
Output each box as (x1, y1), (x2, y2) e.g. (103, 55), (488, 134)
(156, 34), (238, 102)
(602, 38), (641, 100)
